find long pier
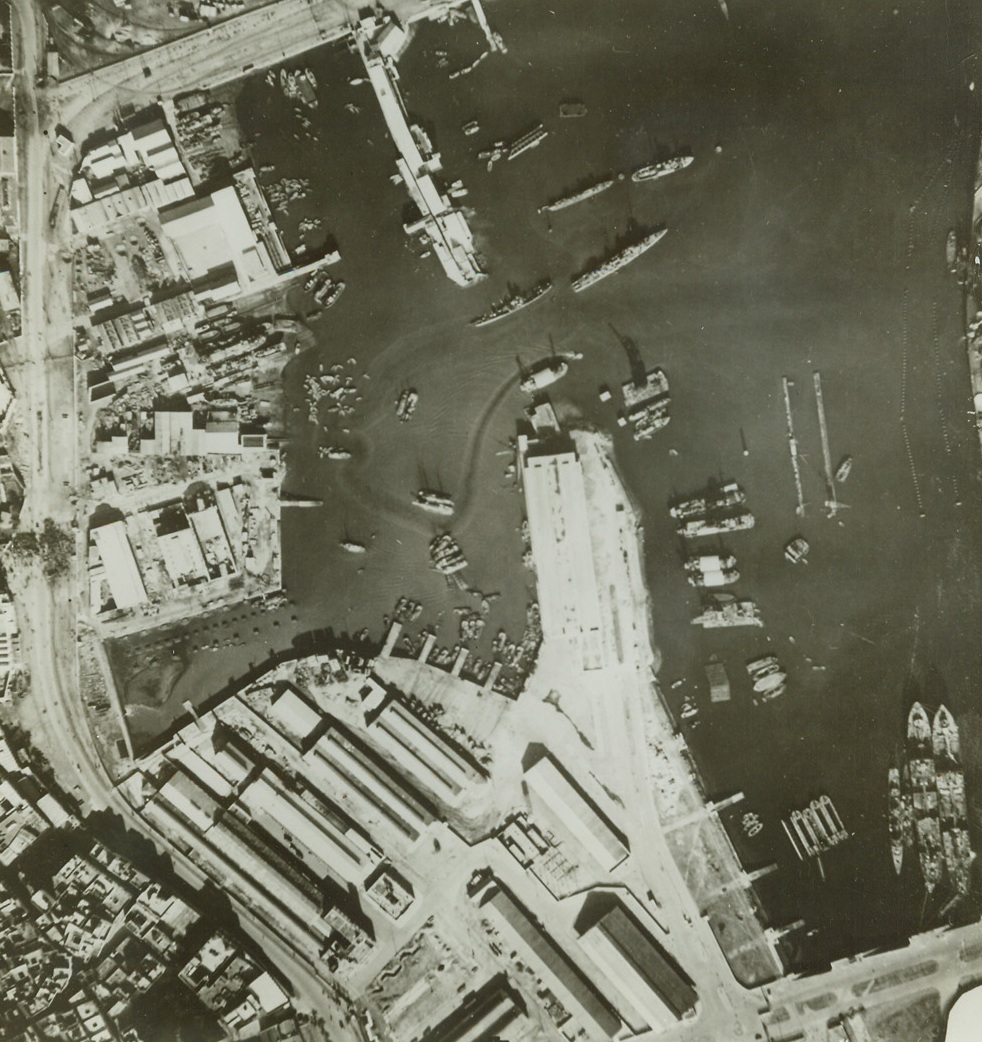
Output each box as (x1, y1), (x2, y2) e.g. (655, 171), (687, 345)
(782, 377), (806, 518)
(813, 371), (839, 517)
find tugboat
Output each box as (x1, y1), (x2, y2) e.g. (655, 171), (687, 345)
(413, 490), (455, 516)
(519, 357), (569, 395)
(396, 389), (419, 422)
(784, 536), (809, 564)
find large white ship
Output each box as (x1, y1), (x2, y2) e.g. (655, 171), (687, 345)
(631, 153), (694, 183)
(571, 228), (668, 293)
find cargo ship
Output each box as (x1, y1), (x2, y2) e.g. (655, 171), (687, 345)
(538, 175), (621, 214)
(571, 228), (668, 293)
(834, 455), (853, 482)
(933, 705), (973, 896)
(678, 511), (755, 538)
(631, 153), (694, 183)
(692, 594), (762, 629)
(671, 481), (746, 520)
(906, 702), (944, 892)
(520, 358), (568, 395)
(414, 490), (454, 516)
(888, 766), (909, 875)
(471, 280), (552, 327)
(507, 123), (548, 161)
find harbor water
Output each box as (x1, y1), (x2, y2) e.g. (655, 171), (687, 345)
(116, 0), (982, 971)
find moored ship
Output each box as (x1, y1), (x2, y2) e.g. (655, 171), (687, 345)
(692, 594), (762, 629)
(471, 280), (552, 327)
(678, 511), (755, 538)
(538, 175), (621, 214)
(314, 277), (345, 307)
(414, 490), (454, 516)
(571, 228), (668, 293)
(631, 153), (694, 183)
(684, 552), (739, 588)
(671, 480), (746, 520)
(888, 765), (912, 875)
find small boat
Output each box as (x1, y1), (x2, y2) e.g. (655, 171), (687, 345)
(784, 536), (809, 564)
(322, 446), (351, 460)
(396, 388), (418, 422)
(834, 455), (853, 483)
(340, 540), (366, 553)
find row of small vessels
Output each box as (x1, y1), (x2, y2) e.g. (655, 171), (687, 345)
(674, 480), (762, 628)
(888, 703), (973, 896)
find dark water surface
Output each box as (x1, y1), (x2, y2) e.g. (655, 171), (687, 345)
(226, 0), (982, 969)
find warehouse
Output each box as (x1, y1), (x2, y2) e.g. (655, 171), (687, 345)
(575, 895), (696, 1033)
(421, 976), (523, 1042)
(91, 520), (149, 610)
(477, 881), (620, 1040)
(518, 432), (605, 671)
(305, 728), (432, 841)
(361, 678), (483, 802)
(523, 752), (628, 873)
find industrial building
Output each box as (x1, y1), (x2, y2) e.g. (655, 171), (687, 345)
(158, 186), (279, 301)
(523, 752), (628, 873)
(518, 431), (605, 671)
(574, 894), (696, 1033)
(90, 520), (149, 611)
(421, 975), (524, 1042)
(361, 676), (485, 803)
(476, 880), (621, 1040)
(257, 684), (434, 841)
